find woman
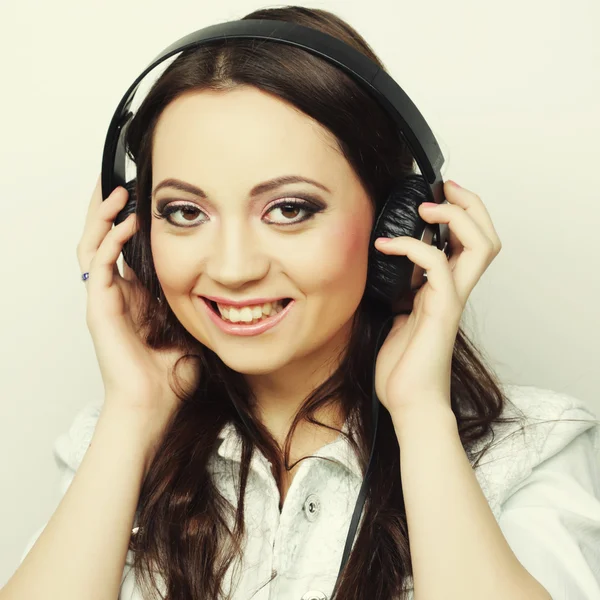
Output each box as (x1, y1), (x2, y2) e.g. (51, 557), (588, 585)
(8, 6), (600, 600)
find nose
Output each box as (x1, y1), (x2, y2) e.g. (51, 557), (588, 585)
(204, 219), (270, 288)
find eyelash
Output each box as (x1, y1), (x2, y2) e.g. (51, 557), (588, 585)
(152, 197), (324, 228)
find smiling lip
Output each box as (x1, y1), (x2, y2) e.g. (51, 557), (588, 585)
(201, 295), (289, 308)
(200, 296), (295, 337)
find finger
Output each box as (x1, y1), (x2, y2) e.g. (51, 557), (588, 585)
(442, 181), (502, 252)
(418, 202), (498, 302)
(78, 174), (103, 276)
(84, 174), (113, 226)
(374, 236), (458, 310)
(87, 214), (139, 293)
(87, 174), (102, 213)
(121, 260), (141, 284)
(77, 185), (130, 274)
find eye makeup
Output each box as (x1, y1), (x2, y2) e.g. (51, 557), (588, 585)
(152, 195), (326, 228)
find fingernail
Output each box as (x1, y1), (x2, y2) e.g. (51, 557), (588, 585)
(420, 202), (438, 209)
(448, 180), (461, 188)
(375, 237), (391, 244)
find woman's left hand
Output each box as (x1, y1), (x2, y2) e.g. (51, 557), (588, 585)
(373, 180), (502, 419)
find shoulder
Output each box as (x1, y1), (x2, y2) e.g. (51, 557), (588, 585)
(472, 384), (599, 518)
(491, 387), (600, 597)
(499, 383), (598, 421)
(20, 401), (103, 564)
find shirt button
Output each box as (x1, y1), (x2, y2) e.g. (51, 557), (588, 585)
(302, 494), (321, 522)
(301, 591), (327, 600)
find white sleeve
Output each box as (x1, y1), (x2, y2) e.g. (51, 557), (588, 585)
(19, 402), (102, 565)
(498, 424), (600, 600)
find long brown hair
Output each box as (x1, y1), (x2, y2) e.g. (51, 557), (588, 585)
(118, 6), (591, 599)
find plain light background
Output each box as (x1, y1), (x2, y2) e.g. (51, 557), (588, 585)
(1, 0), (598, 587)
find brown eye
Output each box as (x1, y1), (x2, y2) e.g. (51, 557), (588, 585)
(279, 204), (301, 219)
(180, 207), (201, 221)
(153, 203), (208, 228)
(264, 198), (323, 225)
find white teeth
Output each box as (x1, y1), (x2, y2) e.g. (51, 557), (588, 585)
(239, 307), (253, 323)
(215, 299), (287, 323)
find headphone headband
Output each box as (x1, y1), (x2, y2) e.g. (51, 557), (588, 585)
(101, 18), (445, 203)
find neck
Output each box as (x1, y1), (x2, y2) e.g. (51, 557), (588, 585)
(245, 319), (352, 447)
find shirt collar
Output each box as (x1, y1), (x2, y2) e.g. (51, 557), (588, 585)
(216, 416), (364, 480)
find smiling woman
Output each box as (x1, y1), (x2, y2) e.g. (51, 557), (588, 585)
(145, 84), (373, 378)
(9, 5), (600, 600)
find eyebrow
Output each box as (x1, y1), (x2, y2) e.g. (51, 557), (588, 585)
(152, 175), (331, 199)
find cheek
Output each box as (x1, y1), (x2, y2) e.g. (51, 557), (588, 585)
(302, 219), (371, 291)
(151, 234), (196, 292)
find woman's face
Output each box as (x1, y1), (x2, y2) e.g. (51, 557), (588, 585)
(150, 86), (374, 375)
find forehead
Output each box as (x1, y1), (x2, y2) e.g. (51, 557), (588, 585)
(151, 86), (351, 188)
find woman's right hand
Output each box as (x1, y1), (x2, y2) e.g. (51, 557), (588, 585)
(76, 175), (201, 440)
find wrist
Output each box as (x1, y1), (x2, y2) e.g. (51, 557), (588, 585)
(390, 400), (457, 437)
(98, 401), (168, 474)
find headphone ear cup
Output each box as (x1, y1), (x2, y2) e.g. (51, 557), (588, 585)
(115, 178), (139, 271)
(366, 174), (434, 308)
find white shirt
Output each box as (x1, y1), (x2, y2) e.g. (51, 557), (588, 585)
(20, 384), (600, 600)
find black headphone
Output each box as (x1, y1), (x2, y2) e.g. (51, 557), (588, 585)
(101, 18), (450, 596)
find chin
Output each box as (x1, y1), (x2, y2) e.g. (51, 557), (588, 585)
(218, 353), (291, 376)
(197, 340), (292, 375)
